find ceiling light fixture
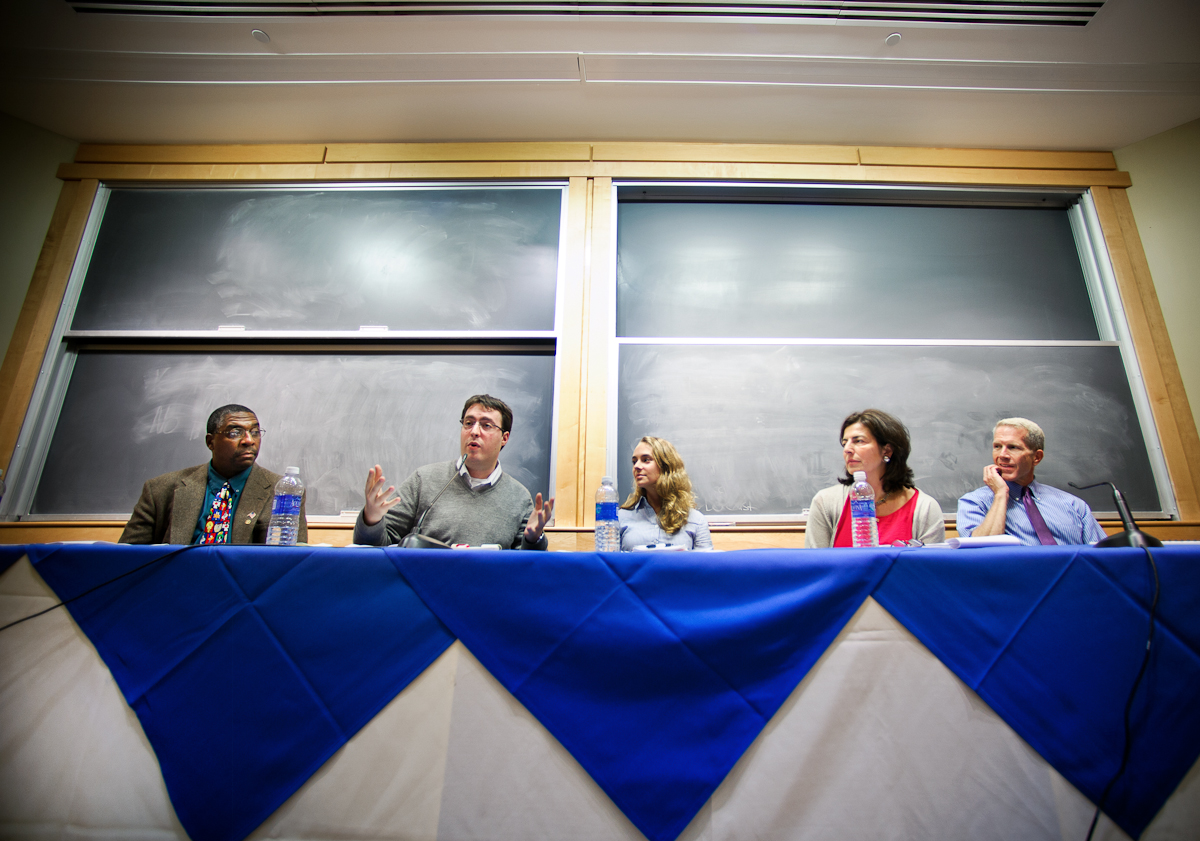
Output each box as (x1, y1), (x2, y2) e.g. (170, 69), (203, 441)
(251, 29), (270, 44)
(886, 32), (902, 46)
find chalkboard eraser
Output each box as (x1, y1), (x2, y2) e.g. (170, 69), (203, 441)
(339, 509), (361, 518)
(358, 325), (389, 332)
(217, 324), (246, 331)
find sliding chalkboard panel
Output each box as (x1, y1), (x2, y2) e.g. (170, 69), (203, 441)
(616, 203), (1098, 340)
(72, 186), (563, 332)
(616, 343), (1159, 517)
(32, 351), (555, 517)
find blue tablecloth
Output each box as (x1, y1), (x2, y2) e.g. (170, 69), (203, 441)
(11, 543), (1199, 841)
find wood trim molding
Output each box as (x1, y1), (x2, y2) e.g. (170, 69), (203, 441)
(582, 177), (614, 526)
(75, 144), (327, 164)
(55, 160), (1131, 189)
(326, 142), (592, 163)
(1099, 188), (1200, 520)
(0, 179), (99, 472)
(591, 142), (857, 165)
(70, 142), (1118, 174)
(1094, 187), (1200, 519)
(858, 147), (1117, 170)
(553, 177), (591, 528)
(5, 521), (1199, 551)
(587, 162), (1130, 187)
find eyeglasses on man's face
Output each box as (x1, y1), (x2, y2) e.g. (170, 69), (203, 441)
(460, 417), (502, 433)
(220, 427), (264, 441)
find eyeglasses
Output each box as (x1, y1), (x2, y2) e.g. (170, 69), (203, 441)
(220, 427), (264, 441)
(460, 418), (502, 433)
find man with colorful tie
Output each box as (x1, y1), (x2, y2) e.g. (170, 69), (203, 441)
(956, 417), (1105, 545)
(119, 404), (307, 545)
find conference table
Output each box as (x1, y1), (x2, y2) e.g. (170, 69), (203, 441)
(0, 542), (1197, 841)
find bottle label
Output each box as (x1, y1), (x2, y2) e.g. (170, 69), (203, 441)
(850, 499), (876, 519)
(596, 501), (618, 521)
(272, 494), (302, 516)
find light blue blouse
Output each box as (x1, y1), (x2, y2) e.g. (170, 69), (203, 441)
(618, 497), (713, 550)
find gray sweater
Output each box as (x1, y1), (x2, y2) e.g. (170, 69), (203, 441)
(354, 461), (547, 549)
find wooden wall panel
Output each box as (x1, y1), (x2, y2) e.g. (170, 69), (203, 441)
(0, 179), (98, 473)
(553, 177), (591, 528)
(582, 177), (614, 526)
(1095, 187), (1200, 519)
(8, 521), (1200, 548)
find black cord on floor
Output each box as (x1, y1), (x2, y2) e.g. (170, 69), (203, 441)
(0, 543), (204, 634)
(1084, 546), (1160, 841)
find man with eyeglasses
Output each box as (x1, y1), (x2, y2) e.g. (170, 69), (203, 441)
(354, 394), (553, 549)
(119, 403), (307, 545)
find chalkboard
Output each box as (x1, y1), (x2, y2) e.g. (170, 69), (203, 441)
(71, 186), (563, 332)
(616, 202), (1099, 340)
(32, 350), (556, 517)
(616, 344), (1161, 518)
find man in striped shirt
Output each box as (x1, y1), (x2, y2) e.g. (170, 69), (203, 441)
(956, 417), (1106, 546)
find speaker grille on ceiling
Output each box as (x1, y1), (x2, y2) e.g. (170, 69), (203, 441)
(66, 1), (1106, 26)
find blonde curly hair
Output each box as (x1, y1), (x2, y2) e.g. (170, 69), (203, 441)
(620, 436), (696, 535)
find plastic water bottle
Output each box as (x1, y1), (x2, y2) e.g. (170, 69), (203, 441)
(595, 476), (620, 552)
(266, 466), (304, 546)
(850, 470), (879, 548)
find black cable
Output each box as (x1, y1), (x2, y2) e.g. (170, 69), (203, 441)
(0, 542), (204, 634)
(1084, 545), (1160, 841)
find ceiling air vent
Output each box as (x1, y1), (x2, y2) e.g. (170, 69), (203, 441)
(66, 1), (1107, 27)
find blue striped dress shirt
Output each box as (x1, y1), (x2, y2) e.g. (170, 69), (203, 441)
(956, 479), (1106, 545)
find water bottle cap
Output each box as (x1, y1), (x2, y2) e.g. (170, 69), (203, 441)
(602, 476), (613, 484)
(285, 466), (300, 474)
(853, 471), (867, 481)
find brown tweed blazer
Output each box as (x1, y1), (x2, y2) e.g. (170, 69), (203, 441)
(118, 462), (307, 545)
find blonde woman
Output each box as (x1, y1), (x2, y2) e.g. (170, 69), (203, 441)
(618, 436), (713, 550)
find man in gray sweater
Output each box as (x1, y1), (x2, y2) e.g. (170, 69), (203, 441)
(353, 394), (553, 549)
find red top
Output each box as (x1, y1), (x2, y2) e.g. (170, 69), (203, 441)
(833, 489), (921, 548)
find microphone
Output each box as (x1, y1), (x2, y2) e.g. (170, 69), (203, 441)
(398, 454), (467, 549)
(1068, 480), (1162, 548)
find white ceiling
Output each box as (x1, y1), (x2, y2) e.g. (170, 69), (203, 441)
(1, 0), (1198, 149)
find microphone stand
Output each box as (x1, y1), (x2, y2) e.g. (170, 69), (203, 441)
(398, 455), (467, 549)
(1068, 481), (1163, 548)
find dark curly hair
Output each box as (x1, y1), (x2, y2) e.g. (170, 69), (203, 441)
(837, 409), (915, 495)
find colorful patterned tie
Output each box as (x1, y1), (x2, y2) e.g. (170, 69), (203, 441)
(202, 483), (233, 545)
(1021, 487), (1058, 546)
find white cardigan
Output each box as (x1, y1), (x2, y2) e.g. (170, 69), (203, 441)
(804, 483), (946, 548)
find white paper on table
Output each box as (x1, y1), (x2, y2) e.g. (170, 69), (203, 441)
(947, 535), (1024, 549)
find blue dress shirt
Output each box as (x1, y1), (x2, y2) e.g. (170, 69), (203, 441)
(956, 479), (1105, 546)
(618, 497), (713, 550)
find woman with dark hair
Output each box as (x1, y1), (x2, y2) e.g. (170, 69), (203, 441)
(805, 409), (945, 548)
(618, 436), (713, 550)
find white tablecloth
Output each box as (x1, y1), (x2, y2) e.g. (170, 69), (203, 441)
(1, 556), (1196, 840)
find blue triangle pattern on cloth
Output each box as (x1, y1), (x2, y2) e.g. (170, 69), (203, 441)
(874, 545), (1200, 839)
(29, 543), (456, 841)
(387, 547), (894, 841)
